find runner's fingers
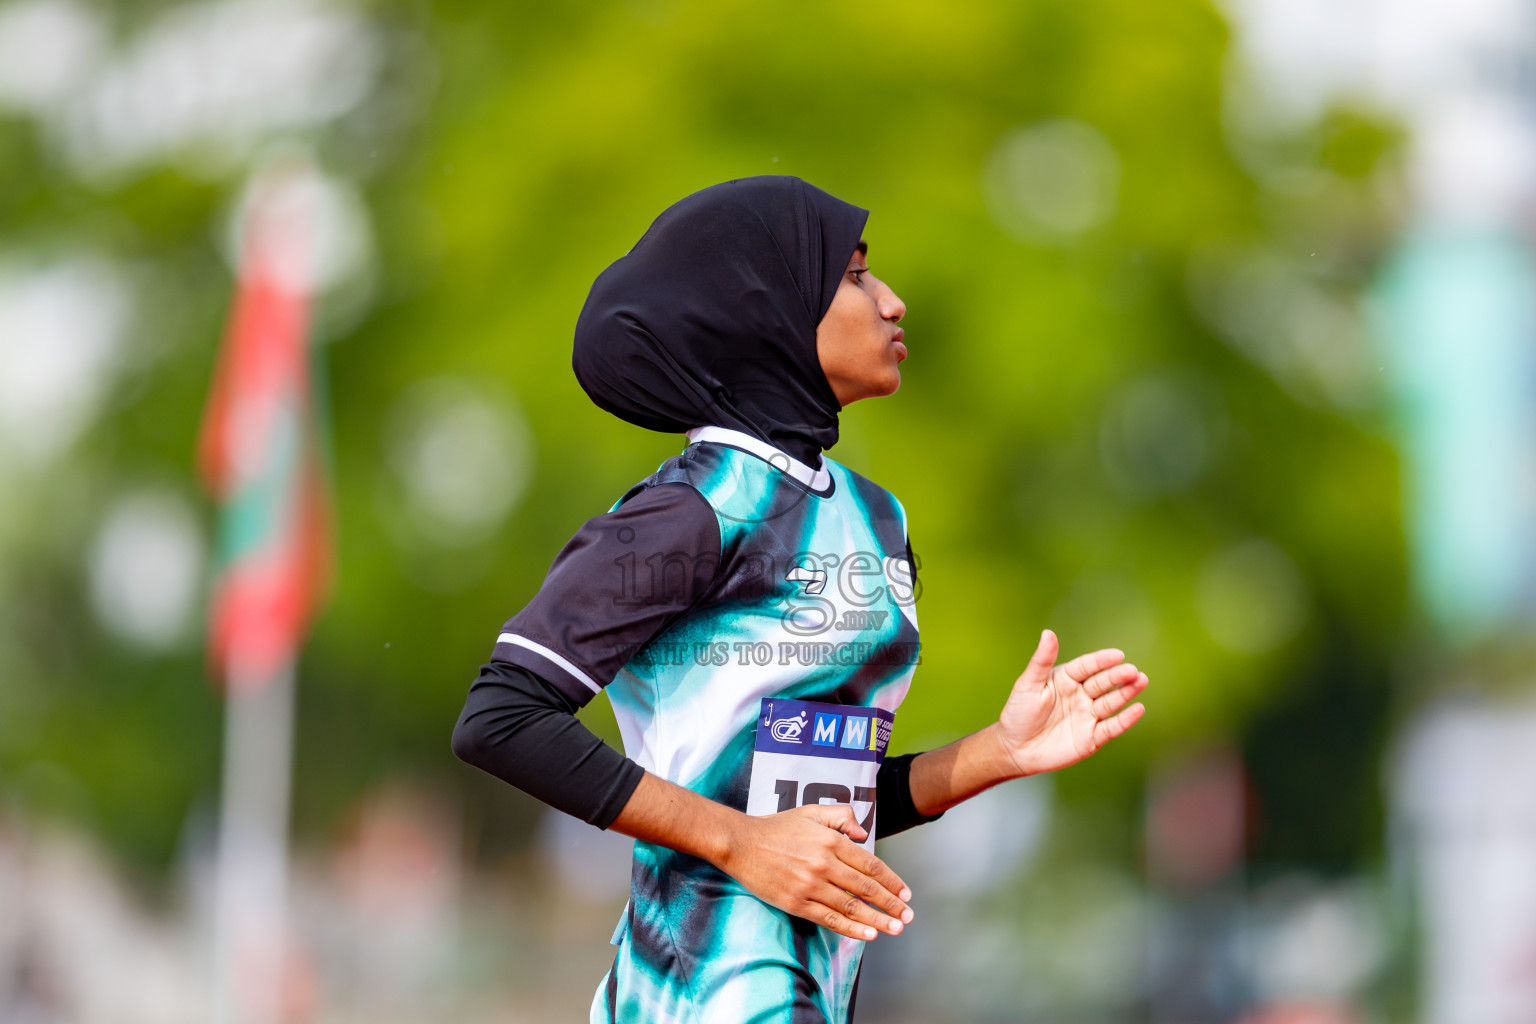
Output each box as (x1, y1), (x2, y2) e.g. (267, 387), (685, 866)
(1082, 662), (1140, 699)
(1059, 647), (1126, 684)
(1092, 702), (1146, 748)
(828, 881), (904, 936)
(811, 883), (902, 939)
(826, 861), (910, 923)
(1090, 672), (1147, 717)
(834, 842), (913, 908)
(803, 892), (880, 942)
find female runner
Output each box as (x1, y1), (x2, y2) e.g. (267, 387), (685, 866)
(451, 175), (1149, 1023)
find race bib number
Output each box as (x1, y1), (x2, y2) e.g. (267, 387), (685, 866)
(745, 697), (896, 849)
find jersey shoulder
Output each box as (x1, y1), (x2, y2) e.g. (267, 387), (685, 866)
(609, 444), (911, 556)
(607, 443), (719, 513)
(613, 441), (823, 535)
(822, 456), (910, 539)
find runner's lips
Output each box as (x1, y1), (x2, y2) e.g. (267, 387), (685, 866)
(892, 329), (907, 362)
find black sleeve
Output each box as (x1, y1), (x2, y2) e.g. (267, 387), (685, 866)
(488, 481), (721, 704)
(452, 481), (721, 828)
(874, 752), (945, 838)
(452, 660), (644, 829)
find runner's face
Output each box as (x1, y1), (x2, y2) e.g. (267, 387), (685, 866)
(815, 243), (908, 407)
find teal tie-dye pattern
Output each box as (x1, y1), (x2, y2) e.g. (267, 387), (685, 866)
(592, 437), (921, 1024)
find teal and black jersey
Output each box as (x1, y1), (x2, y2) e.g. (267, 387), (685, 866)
(491, 425), (922, 1023)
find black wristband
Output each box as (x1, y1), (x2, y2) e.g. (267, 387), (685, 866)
(874, 751), (945, 839)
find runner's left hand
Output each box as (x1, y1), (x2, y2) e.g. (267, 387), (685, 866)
(994, 629), (1147, 777)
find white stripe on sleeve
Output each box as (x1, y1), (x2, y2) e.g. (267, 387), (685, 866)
(495, 632), (604, 695)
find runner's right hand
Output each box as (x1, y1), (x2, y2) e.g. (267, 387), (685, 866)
(717, 804), (914, 942)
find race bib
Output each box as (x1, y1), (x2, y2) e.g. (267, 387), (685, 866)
(745, 697), (896, 849)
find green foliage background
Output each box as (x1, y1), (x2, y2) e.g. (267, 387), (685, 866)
(0, 0), (1407, 878)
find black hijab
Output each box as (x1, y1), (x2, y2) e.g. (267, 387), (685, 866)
(572, 176), (869, 467)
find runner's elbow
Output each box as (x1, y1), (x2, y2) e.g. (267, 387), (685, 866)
(450, 713), (488, 767)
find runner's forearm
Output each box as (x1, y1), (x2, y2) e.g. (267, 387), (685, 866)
(907, 723), (1023, 818)
(607, 771), (746, 865)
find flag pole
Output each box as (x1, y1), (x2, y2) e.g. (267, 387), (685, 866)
(212, 656), (297, 1024)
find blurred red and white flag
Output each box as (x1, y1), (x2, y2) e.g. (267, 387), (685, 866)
(198, 157), (333, 688)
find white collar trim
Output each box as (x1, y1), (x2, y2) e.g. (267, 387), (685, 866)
(685, 425), (833, 492)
